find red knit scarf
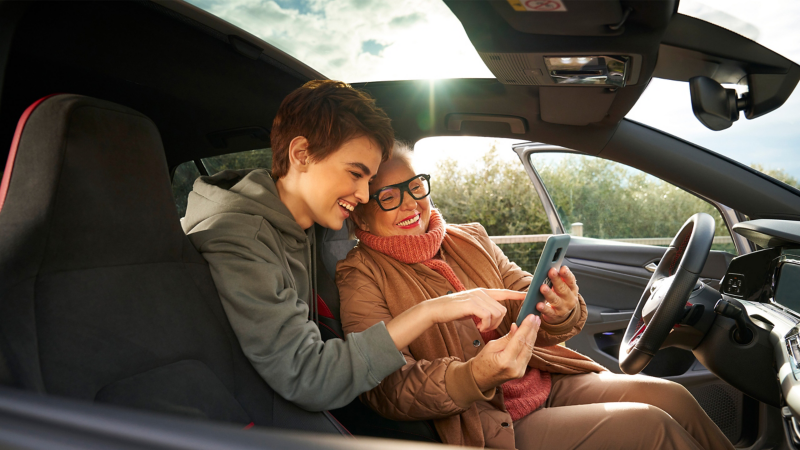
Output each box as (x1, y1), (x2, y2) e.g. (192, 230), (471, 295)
(355, 210), (551, 421)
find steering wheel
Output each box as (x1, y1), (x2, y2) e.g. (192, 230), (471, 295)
(619, 213), (716, 375)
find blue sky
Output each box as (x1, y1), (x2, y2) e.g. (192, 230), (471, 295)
(187, 0), (800, 180)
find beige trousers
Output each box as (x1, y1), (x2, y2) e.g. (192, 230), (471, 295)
(513, 372), (736, 450)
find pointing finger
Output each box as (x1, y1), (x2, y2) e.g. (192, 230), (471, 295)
(485, 289), (526, 302)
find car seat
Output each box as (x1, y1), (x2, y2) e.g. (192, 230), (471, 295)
(314, 224), (441, 443)
(0, 94), (348, 434)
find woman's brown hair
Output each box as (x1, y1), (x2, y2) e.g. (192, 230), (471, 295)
(270, 80), (394, 179)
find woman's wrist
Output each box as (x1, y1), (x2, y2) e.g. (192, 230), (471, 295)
(385, 301), (434, 350)
(542, 308), (572, 325)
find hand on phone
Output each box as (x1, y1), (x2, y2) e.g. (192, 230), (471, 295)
(538, 265), (579, 323)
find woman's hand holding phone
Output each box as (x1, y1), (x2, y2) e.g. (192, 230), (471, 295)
(538, 265), (579, 323)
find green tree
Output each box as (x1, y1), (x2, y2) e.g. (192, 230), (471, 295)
(535, 155), (730, 241)
(434, 150), (738, 271)
(433, 144), (549, 271)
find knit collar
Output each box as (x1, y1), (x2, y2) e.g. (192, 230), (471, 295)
(355, 209), (445, 264)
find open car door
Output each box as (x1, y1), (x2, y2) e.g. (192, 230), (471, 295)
(514, 142), (753, 445)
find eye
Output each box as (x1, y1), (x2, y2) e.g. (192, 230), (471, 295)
(350, 171), (363, 179)
(380, 194), (394, 202)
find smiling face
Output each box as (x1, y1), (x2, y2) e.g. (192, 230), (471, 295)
(284, 135), (382, 231)
(353, 157), (432, 237)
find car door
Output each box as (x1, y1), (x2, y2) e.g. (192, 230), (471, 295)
(515, 144), (753, 446)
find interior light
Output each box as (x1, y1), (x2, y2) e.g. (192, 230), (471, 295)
(544, 55), (629, 87)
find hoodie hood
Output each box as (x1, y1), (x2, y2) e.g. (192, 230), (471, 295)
(182, 169), (307, 242)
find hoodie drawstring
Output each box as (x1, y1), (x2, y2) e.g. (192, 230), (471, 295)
(309, 226), (319, 325)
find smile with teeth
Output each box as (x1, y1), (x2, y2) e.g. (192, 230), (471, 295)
(338, 200), (355, 212)
(397, 214), (420, 227)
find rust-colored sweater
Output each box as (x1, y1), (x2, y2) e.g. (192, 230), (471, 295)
(337, 220), (606, 449)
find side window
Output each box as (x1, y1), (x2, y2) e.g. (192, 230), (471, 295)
(170, 148), (273, 218)
(172, 161), (201, 218)
(529, 153), (736, 254)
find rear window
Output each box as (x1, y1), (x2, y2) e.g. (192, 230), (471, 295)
(171, 148), (272, 217)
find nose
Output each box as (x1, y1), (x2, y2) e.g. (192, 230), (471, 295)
(400, 190), (418, 210)
(354, 179), (370, 204)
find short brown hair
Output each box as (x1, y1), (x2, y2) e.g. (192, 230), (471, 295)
(270, 80), (394, 179)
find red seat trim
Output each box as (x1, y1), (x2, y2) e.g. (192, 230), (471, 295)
(0, 94), (61, 213)
(316, 294), (335, 320)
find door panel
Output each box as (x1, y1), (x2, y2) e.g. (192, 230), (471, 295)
(562, 236), (745, 444)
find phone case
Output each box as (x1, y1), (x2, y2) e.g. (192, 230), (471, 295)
(516, 234), (571, 326)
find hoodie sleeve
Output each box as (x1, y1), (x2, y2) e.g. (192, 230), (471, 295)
(187, 215), (405, 412)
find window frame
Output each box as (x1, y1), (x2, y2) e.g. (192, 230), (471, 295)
(513, 143), (752, 256)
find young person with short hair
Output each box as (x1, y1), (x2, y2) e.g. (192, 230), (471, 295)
(182, 80), (532, 411)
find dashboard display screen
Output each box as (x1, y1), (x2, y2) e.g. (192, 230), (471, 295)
(775, 263), (800, 313)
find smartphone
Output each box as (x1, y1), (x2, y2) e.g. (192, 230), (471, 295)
(516, 234), (571, 326)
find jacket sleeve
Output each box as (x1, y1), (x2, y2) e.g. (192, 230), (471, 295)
(187, 217), (405, 412)
(475, 224), (587, 347)
(337, 259), (494, 421)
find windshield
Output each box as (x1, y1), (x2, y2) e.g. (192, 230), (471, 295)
(186, 0), (493, 82)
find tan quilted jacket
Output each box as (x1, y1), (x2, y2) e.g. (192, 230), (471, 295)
(336, 223), (602, 448)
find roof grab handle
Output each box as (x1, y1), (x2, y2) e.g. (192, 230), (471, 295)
(445, 113), (528, 134)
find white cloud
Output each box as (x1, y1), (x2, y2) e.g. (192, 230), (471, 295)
(189, 0), (493, 82)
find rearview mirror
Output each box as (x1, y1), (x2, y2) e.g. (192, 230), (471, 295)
(689, 76), (746, 131)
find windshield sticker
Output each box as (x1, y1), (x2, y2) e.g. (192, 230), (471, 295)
(508, 0), (568, 12)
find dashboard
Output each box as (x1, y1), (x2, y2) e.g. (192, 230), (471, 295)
(720, 219), (800, 446)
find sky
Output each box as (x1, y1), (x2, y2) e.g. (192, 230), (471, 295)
(187, 0), (800, 180)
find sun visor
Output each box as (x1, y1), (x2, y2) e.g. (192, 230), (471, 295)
(539, 86), (617, 125)
(445, 1), (676, 126)
(490, 0), (627, 36)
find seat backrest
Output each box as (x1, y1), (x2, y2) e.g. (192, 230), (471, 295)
(315, 224), (441, 443)
(0, 94), (345, 434)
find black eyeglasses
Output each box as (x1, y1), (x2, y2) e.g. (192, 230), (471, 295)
(369, 174), (431, 211)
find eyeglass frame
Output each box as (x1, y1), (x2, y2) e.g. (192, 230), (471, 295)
(368, 174), (432, 211)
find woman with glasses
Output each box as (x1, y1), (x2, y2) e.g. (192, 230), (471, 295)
(336, 142), (735, 450)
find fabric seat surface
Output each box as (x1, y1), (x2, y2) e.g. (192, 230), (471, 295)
(0, 94), (343, 434)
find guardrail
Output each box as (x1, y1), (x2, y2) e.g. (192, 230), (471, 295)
(488, 234), (733, 246)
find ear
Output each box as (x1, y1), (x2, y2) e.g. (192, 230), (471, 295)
(351, 206), (370, 232)
(288, 136), (310, 173)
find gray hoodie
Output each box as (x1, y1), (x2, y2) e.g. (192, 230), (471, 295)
(181, 168), (405, 411)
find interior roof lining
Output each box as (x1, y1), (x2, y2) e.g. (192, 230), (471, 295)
(146, 0), (324, 81)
